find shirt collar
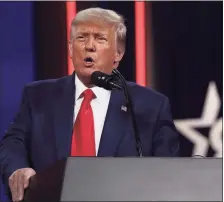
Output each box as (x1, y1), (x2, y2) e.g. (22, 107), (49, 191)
(75, 74), (111, 103)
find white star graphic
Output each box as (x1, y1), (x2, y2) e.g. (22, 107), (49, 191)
(175, 81), (223, 157)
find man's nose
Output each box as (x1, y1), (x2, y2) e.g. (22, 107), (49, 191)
(85, 37), (96, 52)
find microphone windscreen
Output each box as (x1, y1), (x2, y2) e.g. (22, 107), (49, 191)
(90, 71), (113, 90)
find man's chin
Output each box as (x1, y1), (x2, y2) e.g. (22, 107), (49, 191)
(75, 69), (98, 86)
(82, 68), (96, 77)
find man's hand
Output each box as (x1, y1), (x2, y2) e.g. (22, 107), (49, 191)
(8, 168), (36, 202)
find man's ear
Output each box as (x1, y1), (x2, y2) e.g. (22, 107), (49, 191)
(114, 51), (124, 63)
(68, 40), (73, 58)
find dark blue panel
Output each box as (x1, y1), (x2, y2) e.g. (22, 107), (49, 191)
(0, 2), (34, 201)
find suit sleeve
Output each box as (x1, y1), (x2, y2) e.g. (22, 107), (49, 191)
(0, 86), (31, 192)
(152, 96), (180, 157)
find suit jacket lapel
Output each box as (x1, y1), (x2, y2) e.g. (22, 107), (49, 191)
(98, 89), (129, 156)
(53, 73), (75, 160)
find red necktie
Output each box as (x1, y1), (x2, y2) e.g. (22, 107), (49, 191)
(71, 89), (96, 156)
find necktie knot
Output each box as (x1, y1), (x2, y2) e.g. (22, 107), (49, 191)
(82, 89), (95, 102)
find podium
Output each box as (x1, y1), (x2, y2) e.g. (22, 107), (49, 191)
(23, 157), (222, 201)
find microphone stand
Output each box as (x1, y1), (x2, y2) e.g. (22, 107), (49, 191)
(112, 69), (143, 157)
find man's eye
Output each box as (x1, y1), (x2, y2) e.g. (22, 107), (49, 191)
(98, 37), (106, 41)
(77, 36), (85, 40)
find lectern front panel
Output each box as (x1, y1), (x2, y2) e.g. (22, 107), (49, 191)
(60, 158), (222, 201)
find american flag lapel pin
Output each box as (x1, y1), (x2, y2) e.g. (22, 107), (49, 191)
(121, 105), (127, 112)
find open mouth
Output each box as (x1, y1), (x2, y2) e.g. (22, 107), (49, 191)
(84, 57), (95, 67)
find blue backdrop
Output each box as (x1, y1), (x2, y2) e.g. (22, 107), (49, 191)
(0, 2), (34, 201)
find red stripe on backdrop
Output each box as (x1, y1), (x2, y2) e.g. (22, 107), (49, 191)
(135, 1), (146, 86)
(66, 2), (77, 75)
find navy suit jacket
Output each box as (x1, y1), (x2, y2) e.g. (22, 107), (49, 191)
(0, 72), (179, 192)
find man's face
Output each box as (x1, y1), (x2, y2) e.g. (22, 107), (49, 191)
(69, 22), (123, 83)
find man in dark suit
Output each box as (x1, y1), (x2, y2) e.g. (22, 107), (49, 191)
(0, 7), (179, 202)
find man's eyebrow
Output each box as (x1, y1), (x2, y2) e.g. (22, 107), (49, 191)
(75, 31), (89, 35)
(75, 31), (108, 35)
(96, 32), (108, 36)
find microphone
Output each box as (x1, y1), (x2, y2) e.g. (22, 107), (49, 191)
(112, 69), (143, 157)
(91, 71), (122, 90)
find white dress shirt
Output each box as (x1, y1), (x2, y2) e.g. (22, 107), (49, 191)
(73, 75), (111, 155)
